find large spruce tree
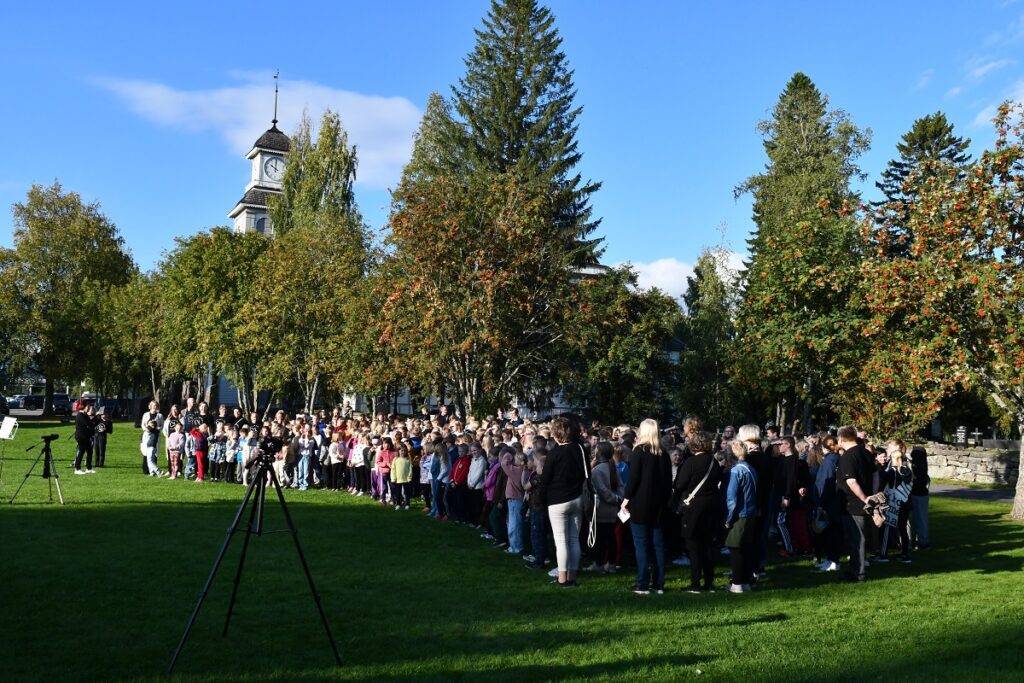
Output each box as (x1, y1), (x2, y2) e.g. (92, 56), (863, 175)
(734, 73), (870, 429)
(873, 111), (971, 256)
(447, 0), (602, 264)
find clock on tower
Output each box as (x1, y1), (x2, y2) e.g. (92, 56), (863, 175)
(229, 76), (290, 235)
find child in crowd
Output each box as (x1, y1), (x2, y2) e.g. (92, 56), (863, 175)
(329, 431), (346, 491)
(524, 449), (549, 569)
(449, 444), (471, 522)
(391, 444), (413, 509)
(419, 442), (434, 512)
(144, 419), (161, 477)
(167, 422), (185, 480)
(500, 450), (528, 555)
(209, 423), (227, 481)
(192, 424), (210, 482)
(467, 444), (487, 528)
(224, 427), (239, 484)
(351, 433), (369, 495)
(377, 437), (397, 506)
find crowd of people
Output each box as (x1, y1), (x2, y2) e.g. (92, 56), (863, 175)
(133, 400), (932, 593)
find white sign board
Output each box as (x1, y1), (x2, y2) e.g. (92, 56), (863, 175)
(0, 416), (17, 440)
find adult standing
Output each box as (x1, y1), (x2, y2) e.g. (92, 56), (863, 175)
(812, 435), (843, 572)
(836, 425), (873, 583)
(723, 440), (758, 593)
(540, 416), (590, 588)
(740, 424), (773, 578)
(673, 431), (723, 593)
(74, 405), (96, 474)
(93, 407), (113, 468)
(141, 400), (164, 474)
(588, 441), (624, 574)
(621, 418), (672, 595)
(162, 404), (182, 473)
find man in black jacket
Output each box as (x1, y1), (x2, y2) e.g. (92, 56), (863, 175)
(74, 405), (96, 474)
(836, 426), (873, 582)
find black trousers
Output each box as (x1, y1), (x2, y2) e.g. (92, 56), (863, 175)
(729, 540), (757, 585)
(94, 434), (108, 467)
(841, 513), (866, 579)
(686, 538), (716, 590)
(74, 438), (93, 470)
(331, 463), (345, 489)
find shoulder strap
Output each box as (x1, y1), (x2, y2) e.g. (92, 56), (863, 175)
(684, 457), (716, 506)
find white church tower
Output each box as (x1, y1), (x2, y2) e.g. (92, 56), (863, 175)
(229, 74), (290, 234)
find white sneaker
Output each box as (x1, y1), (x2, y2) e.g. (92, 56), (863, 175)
(821, 561), (840, 572)
(395, 505), (401, 511)
(548, 568), (560, 578)
(75, 469), (86, 475)
(814, 560), (829, 570)
(86, 469), (96, 474)
(728, 583), (745, 594)
(523, 554), (536, 564)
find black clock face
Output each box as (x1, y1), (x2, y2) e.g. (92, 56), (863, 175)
(264, 157), (284, 181)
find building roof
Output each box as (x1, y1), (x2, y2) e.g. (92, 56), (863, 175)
(228, 186), (280, 217)
(252, 124), (290, 153)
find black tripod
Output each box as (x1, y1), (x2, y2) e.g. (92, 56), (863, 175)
(9, 435), (64, 505)
(168, 451), (341, 673)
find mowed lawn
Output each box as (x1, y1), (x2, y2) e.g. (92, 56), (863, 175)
(1, 420), (1022, 682)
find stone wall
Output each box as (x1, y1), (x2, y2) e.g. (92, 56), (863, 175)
(924, 443), (1019, 486)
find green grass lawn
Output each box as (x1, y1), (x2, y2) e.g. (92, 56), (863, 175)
(1, 420), (1022, 682)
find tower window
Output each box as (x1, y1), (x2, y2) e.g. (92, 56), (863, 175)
(256, 216), (267, 234)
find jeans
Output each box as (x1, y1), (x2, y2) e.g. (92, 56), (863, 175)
(548, 496), (583, 573)
(297, 454), (310, 489)
(146, 445), (159, 475)
(507, 499), (525, 553)
(530, 508), (548, 564)
(431, 481), (447, 517)
(184, 452), (196, 478)
(631, 521), (665, 589)
(842, 513), (866, 579)
(911, 495), (929, 546)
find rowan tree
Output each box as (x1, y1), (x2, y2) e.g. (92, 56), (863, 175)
(858, 102), (1024, 518)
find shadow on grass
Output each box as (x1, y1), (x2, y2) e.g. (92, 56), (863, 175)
(2, 489), (1023, 682)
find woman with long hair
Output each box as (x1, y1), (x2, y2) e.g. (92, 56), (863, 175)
(877, 439), (914, 563)
(621, 418), (672, 595)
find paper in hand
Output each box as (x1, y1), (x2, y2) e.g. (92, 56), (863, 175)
(617, 508), (631, 523)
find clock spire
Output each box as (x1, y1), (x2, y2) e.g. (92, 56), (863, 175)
(272, 69), (280, 127)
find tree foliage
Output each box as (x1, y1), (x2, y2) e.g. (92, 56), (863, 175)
(380, 171), (576, 415)
(734, 73), (870, 428)
(560, 266), (683, 424)
(856, 102), (1024, 517)
(874, 111), (971, 256)
(0, 182), (135, 413)
(448, 0), (602, 265)
(252, 109), (370, 411)
(155, 228), (269, 410)
(678, 248), (742, 427)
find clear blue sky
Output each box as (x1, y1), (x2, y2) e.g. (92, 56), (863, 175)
(2, 1), (1022, 298)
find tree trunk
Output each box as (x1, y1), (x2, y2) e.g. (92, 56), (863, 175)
(43, 375), (54, 417)
(1013, 416), (1024, 520)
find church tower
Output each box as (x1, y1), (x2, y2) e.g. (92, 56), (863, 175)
(229, 74), (290, 234)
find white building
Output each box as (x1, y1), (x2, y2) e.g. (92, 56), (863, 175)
(228, 121), (289, 234)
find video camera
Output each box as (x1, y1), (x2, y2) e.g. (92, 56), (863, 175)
(41, 434), (60, 443)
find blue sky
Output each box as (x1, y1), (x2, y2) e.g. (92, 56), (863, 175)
(2, 0), (1023, 298)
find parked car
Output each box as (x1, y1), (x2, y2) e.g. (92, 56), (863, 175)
(21, 395), (44, 410)
(51, 393), (72, 415)
(73, 396), (96, 413)
(8, 395), (26, 409)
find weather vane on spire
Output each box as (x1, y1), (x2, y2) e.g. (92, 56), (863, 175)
(272, 69), (280, 127)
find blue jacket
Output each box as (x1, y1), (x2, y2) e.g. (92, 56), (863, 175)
(725, 460), (758, 524)
(813, 452), (840, 515)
